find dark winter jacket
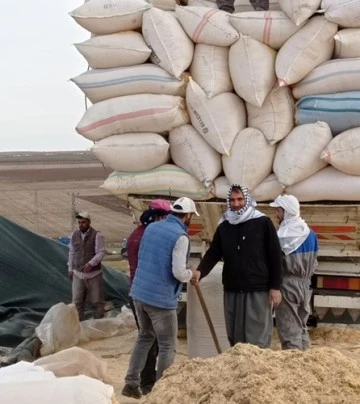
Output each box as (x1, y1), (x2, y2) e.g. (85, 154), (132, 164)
(198, 216), (283, 292)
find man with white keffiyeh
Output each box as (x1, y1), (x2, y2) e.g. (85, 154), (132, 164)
(192, 185), (283, 349)
(270, 195), (318, 350)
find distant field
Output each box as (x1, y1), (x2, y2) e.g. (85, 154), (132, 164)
(0, 151), (134, 243)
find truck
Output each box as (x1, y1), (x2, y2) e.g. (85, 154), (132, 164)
(127, 195), (360, 326)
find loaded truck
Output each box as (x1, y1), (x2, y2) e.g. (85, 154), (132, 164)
(127, 195), (360, 326)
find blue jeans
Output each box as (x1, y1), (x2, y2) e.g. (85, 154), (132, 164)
(125, 300), (177, 387)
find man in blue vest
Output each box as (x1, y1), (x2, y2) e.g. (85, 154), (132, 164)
(122, 197), (200, 399)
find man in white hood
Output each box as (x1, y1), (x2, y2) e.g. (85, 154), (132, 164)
(270, 195), (318, 350)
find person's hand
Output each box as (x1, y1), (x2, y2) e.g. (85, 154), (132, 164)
(190, 269), (201, 286)
(83, 262), (93, 273)
(68, 271), (73, 280)
(269, 289), (282, 308)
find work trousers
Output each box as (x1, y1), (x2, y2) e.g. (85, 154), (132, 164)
(216, 0), (269, 13)
(224, 290), (273, 348)
(128, 297), (158, 391)
(72, 273), (104, 321)
(275, 277), (312, 350)
(125, 300), (177, 387)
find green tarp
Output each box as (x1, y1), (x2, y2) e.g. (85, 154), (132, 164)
(0, 216), (130, 347)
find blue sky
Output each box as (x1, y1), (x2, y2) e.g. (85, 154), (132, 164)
(0, 0), (93, 151)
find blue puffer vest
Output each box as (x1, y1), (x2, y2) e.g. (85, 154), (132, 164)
(130, 215), (190, 309)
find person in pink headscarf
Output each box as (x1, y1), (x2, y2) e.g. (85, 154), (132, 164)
(125, 199), (172, 395)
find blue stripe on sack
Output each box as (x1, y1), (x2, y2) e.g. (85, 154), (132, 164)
(298, 69), (360, 86)
(79, 75), (179, 89)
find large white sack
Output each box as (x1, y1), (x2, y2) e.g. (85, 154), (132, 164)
(229, 35), (276, 107)
(169, 124), (222, 185)
(186, 79), (247, 155)
(142, 7), (194, 78)
(175, 6), (239, 46)
(187, 264), (230, 359)
(101, 164), (214, 200)
(70, 0), (151, 35)
(34, 347), (106, 380)
(76, 94), (189, 141)
(0, 374), (114, 404)
(214, 174), (284, 201)
(92, 133), (170, 172)
(321, 128), (360, 175)
(74, 32), (151, 69)
(273, 122), (333, 186)
(147, 0), (177, 10)
(285, 166), (360, 201)
(71, 64), (188, 103)
(246, 85), (294, 145)
(322, 0), (360, 28)
(222, 128), (276, 190)
(229, 11), (304, 50)
(293, 58), (360, 99)
(275, 16), (337, 86)
(278, 0), (321, 26)
(190, 44), (233, 98)
(334, 29), (360, 58)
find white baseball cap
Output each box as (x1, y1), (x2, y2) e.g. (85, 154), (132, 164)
(171, 197), (199, 216)
(75, 211), (91, 221)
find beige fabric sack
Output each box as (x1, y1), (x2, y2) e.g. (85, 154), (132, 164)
(246, 86), (294, 145)
(322, 0), (360, 28)
(229, 11), (304, 50)
(214, 174), (284, 201)
(142, 7), (194, 78)
(321, 128), (360, 175)
(190, 44), (233, 98)
(285, 166), (360, 201)
(70, 0), (151, 35)
(278, 0), (321, 26)
(334, 29), (360, 58)
(175, 6), (239, 46)
(101, 164), (214, 200)
(222, 128), (276, 190)
(92, 133), (170, 172)
(273, 121), (333, 186)
(71, 64), (187, 103)
(186, 79), (246, 155)
(169, 124), (222, 185)
(74, 32), (151, 69)
(229, 35), (276, 107)
(147, 0), (177, 10)
(76, 94), (189, 141)
(276, 16), (337, 86)
(293, 58), (360, 99)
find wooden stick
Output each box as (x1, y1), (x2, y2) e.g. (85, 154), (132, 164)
(194, 284), (222, 355)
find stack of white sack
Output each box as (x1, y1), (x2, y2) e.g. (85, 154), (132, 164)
(70, 0), (360, 202)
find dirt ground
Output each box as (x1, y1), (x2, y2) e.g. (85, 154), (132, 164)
(78, 324), (360, 404)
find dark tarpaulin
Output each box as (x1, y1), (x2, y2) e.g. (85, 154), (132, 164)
(0, 216), (130, 348)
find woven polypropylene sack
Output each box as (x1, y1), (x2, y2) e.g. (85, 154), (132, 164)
(222, 128), (276, 190)
(190, 44), (233, 98)
(278, 0), (321, 25)
(70, 0), (151, 35)
(321, 128), (360, 175)
(169, 124), (222, 185)
(334, 28), (360, 58)
(246, 85), (294, 145)
(322, 0), (360, 28)
(92, 133), (170, 172)
(142, 7), (194, 78)
(273, 121), (333, 186)
(74, 32), (151, 69)
(76, 94), (189, 141)
(229, 11), (304, 50)
(275, 16), (337, 86)
(175, 6), (239, 47)
(71, 64), (187, 103)
(186, 79), (247, 155)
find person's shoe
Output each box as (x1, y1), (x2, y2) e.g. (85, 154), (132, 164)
(121, 384), (142, 399)
(141, 385), (154, 395)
